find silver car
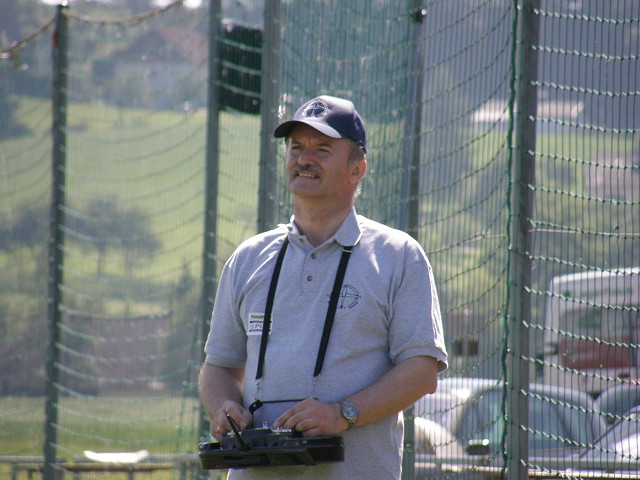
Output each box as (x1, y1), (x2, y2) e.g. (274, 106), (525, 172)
(595, 383), (640, 425)
(413, 377), (606, 474)
(571, 406), (640, 473)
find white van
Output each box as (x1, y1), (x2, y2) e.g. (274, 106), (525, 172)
(541, 268), (640, 395)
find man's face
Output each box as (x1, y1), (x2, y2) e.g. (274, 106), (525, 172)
(285, 124), (365, 203)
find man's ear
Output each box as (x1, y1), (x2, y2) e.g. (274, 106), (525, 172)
(350, 159), (367, 184)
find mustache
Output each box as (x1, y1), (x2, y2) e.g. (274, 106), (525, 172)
(292, 165), (321, 176)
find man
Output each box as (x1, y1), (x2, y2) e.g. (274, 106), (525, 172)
(199, 95), (448, 479)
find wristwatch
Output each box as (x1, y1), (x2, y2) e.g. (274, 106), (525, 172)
(338, 399), (359, 430)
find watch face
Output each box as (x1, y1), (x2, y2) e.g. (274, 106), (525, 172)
(343, 403), (358, 421)
(344, 405), (358, 418)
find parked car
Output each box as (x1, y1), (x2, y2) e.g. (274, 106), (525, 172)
(412, 416), (479, 478)
(414, 416), (469, 458)
(413, 416), (487, 480)
(595, 383), (640, 425)
(568, 405), (640, 474)
(413, 377), (606, 473)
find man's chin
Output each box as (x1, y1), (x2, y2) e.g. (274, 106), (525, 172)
(288, 179), (321, 192)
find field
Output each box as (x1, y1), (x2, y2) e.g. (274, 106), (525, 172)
(2, 96), (262, 273)
(0, 396), (201, 457)
(0, 97), (257, 476)
(0, 395), (213, 480)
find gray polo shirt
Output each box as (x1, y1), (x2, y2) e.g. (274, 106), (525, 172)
(204, 208), (448, 480)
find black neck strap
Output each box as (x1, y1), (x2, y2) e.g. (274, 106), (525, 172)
(254, 236), (353, 382)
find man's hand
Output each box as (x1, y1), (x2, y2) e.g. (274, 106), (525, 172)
(209, 400), (253, 441)
(272, 356), (439, 439)
(199, 363), (249, 441)
(273, 398), (349, 437)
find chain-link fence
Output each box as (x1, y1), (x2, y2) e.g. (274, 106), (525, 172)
(0, 0), (638, 479)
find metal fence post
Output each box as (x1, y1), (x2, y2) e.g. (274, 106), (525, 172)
(199, 0), (223, 440)
(507, 1), (540, 479)
(398, 3), (427, 240)
(44, 3), (68, 478)
(401, 4), (428, 480)
(257, 0), (281, 232)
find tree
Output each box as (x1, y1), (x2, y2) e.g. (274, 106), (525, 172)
(0, 202), (49, 395)
(0, 61), (27, 139)
(69, 197), (161, 276)
(162, 261), (200, 393)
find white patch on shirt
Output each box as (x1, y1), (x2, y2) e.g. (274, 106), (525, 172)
(248, 313), (271, 335)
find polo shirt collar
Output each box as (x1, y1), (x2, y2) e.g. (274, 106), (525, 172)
(287, 207), (362, 248)
(333, 207), (362, 247)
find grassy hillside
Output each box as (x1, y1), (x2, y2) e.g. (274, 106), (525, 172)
(1, 96), (261, 281)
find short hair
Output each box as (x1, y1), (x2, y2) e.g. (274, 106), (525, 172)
(347, 138), (366, 166)
(346, 139), (366, 198)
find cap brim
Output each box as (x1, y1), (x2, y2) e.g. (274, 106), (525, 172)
(273, 119), (342, 139)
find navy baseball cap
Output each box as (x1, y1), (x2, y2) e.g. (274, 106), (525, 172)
(274, 95), (367, 153)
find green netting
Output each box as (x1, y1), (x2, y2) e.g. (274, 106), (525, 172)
(0, 0), (638, 479)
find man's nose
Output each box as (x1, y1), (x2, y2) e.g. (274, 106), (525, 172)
(296, 149), (314, 166)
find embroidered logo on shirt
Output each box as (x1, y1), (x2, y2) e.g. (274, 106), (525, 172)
(330, 284), (360, 309)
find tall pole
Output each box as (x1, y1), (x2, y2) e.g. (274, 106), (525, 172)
(257, 0), (281, 232)
(401, 4), (427, 480)
(507, 1), (539, 479)
(398, 4), (427, 239)
(44, 4), (68, 478)
(199, 0), (222, 438)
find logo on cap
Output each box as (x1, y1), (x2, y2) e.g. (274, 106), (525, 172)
(301, 99), (329, 119)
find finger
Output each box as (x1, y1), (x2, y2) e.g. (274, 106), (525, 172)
(211, 416), (233, 439)
(237, 409), (254, 429)
(211, 406), (233, 438)
(300, 426), (325, 437)
(272, 407), (295, 429)
(291, 415), (310, 432)
(288, 409), (319, 432)
(223, 402), (253, 429)
(274, 397), (315, 428)
(210, 422), (224, 441)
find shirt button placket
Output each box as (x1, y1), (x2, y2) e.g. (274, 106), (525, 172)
(306, 252), (317, 282)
